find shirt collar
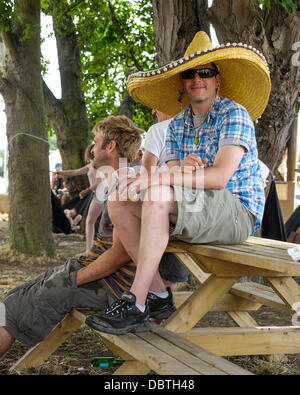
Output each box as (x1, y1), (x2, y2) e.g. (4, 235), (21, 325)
(184, 95), (222, 126)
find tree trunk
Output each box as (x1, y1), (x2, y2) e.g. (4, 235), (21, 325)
(207, 0), (300, 174)
(44, 0), (90, 197)
(0, 0), (54, 256)
(152, 0), (210, 66)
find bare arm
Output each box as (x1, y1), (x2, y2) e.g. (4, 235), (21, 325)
(142, 150), (159, 174)
(75, 229), (132, 286)
(58, 165), (90, 177)
(89, 174), (103, 192)
(167, 145), (245, 189)
(123, 145), (245, 194)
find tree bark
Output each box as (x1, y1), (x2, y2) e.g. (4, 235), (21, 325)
(45, 0), (90, 197)
(0, 0), (54, 256)
(207, 0), (300, 174)
(152, 0), (210, 66)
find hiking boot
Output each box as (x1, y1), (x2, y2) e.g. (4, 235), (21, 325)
(85, 291), (150, 335)
(147, 287), (176, 320)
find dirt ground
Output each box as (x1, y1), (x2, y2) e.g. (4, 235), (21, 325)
(1, 214), (300, 375)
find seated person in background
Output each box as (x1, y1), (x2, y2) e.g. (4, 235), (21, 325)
(64, 208), (82, 232)
(57, 181), (70, 205)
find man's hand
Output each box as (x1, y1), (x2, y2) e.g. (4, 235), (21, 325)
(114, 173), (164, 201)
(181, 154), (208, 172)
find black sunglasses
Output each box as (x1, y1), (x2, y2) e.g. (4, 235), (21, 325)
(180, 68), (219, 79)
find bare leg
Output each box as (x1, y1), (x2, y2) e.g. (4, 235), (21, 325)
(109, 185), (178, 306)
(83, 201), (104, 255)
(0, 326), (14, 357)
(131, 185), (177, 305)
(108, 200), (143, 262)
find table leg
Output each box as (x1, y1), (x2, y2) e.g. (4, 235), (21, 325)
(9, 312), (82, 373)
(164, 275), (239, 333)
(267, 276), (300, 321)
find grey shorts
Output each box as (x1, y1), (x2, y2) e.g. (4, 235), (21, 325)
(171, 187), (255, 244)
(2, 259), (115, 347)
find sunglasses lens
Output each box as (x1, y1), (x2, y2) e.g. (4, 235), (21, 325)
(180, 68), (218, 79)
(199, 69), (216, 78)
(180, 69), (197, 79)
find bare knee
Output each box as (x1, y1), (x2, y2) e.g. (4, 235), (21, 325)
(108, 200), (142, 227)
(108, 201), (128, 224)
(143, 185), (177, 215)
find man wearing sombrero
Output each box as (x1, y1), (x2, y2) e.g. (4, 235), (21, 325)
(86, 32), (271, 335)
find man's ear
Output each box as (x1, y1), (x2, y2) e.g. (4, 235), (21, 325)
(106, 140), (117, 153)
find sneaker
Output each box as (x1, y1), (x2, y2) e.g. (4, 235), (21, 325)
(147, 287), (176, 320)
(85, 291), (150, 335)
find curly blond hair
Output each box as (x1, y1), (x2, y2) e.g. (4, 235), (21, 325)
(92, 115), (144, 163)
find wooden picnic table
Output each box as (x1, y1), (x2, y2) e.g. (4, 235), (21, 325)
(100, 236), (300, 374)
(10, 236), (300, 375)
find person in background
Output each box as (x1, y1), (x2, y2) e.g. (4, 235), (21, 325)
(57, 143), (108, 257)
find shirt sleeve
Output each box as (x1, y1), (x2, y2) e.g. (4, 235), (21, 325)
(142, 125), (161, 159)
(165, 120), (180, 162)
(218, 106), (254, 152)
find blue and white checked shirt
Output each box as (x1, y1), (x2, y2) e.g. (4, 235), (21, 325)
(165, 96), (265, 233)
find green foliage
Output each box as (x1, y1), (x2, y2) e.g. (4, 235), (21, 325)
(133, 103), (153, 132)
(76, 0), (155, 129)
(257, 0), (298, 13)
(0, 0), (14, 32)
(20, 23), (40, 41)
(296, 92), (300, 113)
(48, 134), (57, 151)
(41, 0), (155, 130)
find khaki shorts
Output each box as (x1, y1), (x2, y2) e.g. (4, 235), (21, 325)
(170, 187), (255, 244)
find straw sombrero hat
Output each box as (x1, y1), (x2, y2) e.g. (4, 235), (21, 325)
(127, 31), (271, 120)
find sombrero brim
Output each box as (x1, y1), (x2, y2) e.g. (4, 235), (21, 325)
(127, 45), (271, 120)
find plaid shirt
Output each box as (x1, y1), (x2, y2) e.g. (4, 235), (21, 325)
(165, 96), (265, 233)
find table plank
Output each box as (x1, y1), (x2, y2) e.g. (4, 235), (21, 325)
(167, 242), (300, 275)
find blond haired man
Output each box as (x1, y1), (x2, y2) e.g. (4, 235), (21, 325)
(0, 115), (145, 356)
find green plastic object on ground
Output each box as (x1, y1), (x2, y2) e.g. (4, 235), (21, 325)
(92, 357), (125, 368)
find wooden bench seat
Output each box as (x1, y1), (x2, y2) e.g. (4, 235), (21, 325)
(11, 309), (252, 375)
(230, 282), (289, 312)
(97, 322), (253, 375)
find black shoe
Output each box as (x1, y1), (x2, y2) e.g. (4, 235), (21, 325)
(147, 287), (176, 320)
(85, 291), (150, 335)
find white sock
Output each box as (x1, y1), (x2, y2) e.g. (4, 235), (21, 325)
(136, 303), (145, 313)
(149, 290), (169, 299)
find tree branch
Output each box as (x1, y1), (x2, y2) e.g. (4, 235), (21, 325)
(1, 28), (18, 63)
(0, 75), (12, 98)
(108, 1), (143, 71)
(43, 79), (66, 137)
